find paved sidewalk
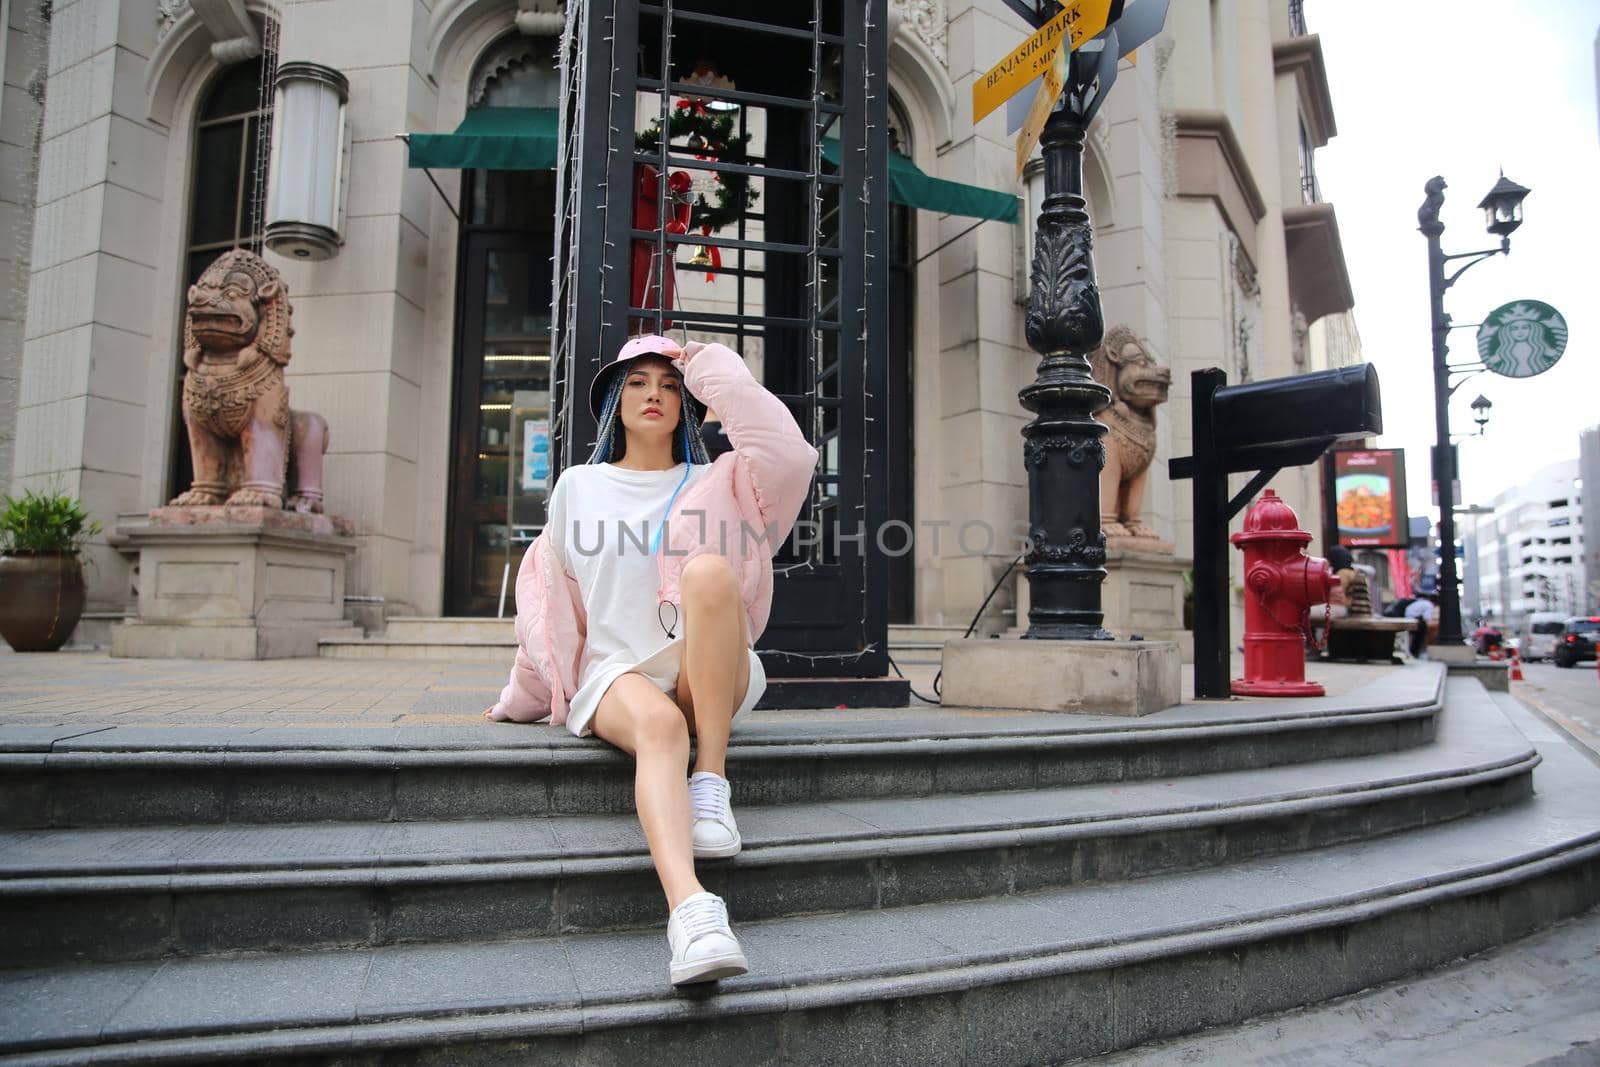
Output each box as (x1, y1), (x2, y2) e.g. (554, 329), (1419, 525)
(0, 648), (1393, 727)
(1094, 905), (1600, 1067)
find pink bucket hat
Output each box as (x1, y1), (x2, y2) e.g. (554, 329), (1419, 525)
(588, 334), (688, 419)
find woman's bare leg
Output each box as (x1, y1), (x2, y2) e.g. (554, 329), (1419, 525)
(673, 554), (751, 776)
(590, 674), (702, 909)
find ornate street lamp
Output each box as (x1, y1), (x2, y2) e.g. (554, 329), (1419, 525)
(1470, 394), (1493, 434)
(1417, 172), (1530, 651)
(1478, 173), (1530, 241)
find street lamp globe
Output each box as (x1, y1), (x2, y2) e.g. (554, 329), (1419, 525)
(1477, 173), (1530, 239)
(1470, 393), (1493, 432)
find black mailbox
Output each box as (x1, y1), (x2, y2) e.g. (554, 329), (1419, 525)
(1214, 366), (1382, 454)
(1169, 364), (1384, 699)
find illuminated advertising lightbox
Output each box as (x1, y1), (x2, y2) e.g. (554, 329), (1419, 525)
(1331, 449), (1409, 548)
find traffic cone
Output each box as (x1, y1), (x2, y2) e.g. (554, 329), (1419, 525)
(1489, 645), (1502, 662)
(1509, 648), (1524, 682)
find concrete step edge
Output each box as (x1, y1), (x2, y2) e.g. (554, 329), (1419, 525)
(0, 705), (1447, 830)
(2, 691), (1443, 760)
(0, 750), (1539, 892)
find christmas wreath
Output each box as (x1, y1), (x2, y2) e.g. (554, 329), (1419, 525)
(635, 100), (760, 233)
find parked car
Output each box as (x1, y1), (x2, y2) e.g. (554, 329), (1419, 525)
(1519, 611), (1570, 662)
(1552, 616), (1600, 668)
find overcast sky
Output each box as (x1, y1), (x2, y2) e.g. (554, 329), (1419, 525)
(1311, 1), (1600, 513)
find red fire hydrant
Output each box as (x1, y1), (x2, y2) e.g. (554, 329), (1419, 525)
(1231, 489), (1339, 697)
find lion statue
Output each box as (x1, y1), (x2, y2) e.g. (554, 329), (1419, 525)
(170, 250), (328, 513)
(1091, 325), (1171, 542)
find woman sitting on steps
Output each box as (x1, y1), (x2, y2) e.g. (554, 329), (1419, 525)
(483, 334), (819, 987)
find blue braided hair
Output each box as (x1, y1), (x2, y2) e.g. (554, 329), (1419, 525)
(587, 359), (711, 466)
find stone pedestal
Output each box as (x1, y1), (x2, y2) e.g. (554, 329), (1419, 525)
(1013, 546), (1195, 662)
(112, 508), (356, 660)
(1101, 543), (1194, 662)
(941, 638), (1181, 717)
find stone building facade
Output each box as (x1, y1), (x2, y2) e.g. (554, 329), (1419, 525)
(2, 0), (1357, 641)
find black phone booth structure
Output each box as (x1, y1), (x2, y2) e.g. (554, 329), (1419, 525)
(552, 0), (900, 705)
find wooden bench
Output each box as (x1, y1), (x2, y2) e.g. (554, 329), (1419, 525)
(1324, 615), (1416, 663)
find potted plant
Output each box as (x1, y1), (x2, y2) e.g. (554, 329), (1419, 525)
(0, 489), (101, 652)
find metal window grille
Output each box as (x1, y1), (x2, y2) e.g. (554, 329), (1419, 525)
(553, 0), (891, 677)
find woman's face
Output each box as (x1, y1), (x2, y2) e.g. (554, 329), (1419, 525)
(617, 355), (683, 444)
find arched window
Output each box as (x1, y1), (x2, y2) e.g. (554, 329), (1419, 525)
(169, 57), (275, 498)
(185, 59), (274, 285)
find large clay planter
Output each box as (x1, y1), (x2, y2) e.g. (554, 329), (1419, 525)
(0, 552), (86, 652)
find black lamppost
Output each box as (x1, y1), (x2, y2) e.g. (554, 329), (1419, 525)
(1006, 0), (1165, 640)
(1019, 104), (1113, 640)
(1417, 172), (1530, 649)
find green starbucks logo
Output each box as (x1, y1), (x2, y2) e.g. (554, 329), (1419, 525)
(1476, 299), (1568, 379)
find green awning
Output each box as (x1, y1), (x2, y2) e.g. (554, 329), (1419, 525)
(406, 113), (1017, 224)
(407, 107), (558, 171)
(822, 140), (1019, 224)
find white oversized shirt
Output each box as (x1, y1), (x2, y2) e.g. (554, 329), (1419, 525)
(545, 461), (711, 727)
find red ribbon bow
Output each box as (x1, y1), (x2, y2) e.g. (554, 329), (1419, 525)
(700, 224), (720, 281)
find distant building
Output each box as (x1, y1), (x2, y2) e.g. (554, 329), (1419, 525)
(1467, 459), (1585, 626)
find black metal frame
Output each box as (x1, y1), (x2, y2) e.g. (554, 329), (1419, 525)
(555, 0), (893, 683)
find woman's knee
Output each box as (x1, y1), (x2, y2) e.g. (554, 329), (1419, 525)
(680, 553), (738, 604)
(631, 691), (690, 751)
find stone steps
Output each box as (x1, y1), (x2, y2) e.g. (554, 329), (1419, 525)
(0, 689), (1534, 965)
(3, 743), (1595, 1065)
(383, 617), (516, 642)
(315, 635), (515, 661)
(7, 668), (1598, 1064)
(317, 616), (516, 659)
(0, 669), (1445, 829)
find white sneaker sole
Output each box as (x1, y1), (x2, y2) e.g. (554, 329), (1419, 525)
(670, 949), (749, 986)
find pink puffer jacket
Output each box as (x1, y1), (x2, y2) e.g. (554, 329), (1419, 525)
(489, 342), (820, 724)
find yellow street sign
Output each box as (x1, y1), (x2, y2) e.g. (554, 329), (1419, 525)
(972, 0), (1114, 123)
(1015, 46), (1066, 177)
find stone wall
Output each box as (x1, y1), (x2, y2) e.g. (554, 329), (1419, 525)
(0, 0), (49, 499)
(14, 0), (168, 611)
(266, 0), (436, 617)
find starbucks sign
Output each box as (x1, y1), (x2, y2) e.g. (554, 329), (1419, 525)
(1476, 299), (1568, 378)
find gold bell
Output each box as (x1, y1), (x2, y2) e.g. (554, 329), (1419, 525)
(687, 245), (714, 269)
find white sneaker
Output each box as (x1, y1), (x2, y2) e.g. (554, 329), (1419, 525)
(689, 770), (741, 858)
(667, 891), (749, 986)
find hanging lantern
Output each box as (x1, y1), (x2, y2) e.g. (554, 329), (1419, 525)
(264, 62), (350, 261)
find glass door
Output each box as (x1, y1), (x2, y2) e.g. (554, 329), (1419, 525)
(448, 223), (555, 616)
